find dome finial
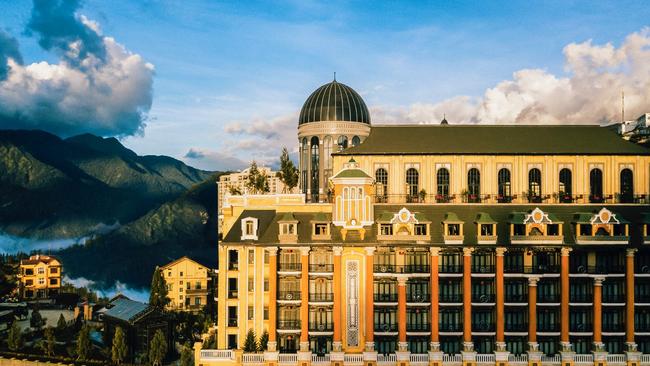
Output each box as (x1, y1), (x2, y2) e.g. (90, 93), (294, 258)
(333, 72), (336, 82)
(441, 113), (449, 125)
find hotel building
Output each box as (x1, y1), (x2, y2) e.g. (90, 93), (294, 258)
(203, 80), (650, 366)
(160, 256), (215, 313)
(18, 254), (62, 299)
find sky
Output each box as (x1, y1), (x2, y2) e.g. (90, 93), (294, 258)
(0, 0), (649, 171)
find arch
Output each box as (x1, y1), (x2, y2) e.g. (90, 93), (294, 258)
(337, 135), (348, 151)
(497, 168), (511, 202)
(323, 136), (333, 180)
(528, 168), (541, 200)
(310, 136), (319, 202)
(376, 168), (388, 201)
(559, 168), (572, 201)
(301, 138), (308, 194)
(467, 168), (480, 202)
(620, 168), (634, 203)
(590, 168), (603, 202)
(437, 168), (450, 201)
(406, 168), (419, 202)
(351, 135), (361, 147)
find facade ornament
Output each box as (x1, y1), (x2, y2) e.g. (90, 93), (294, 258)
(462, 247), (475, 257)
(593, 276), (606, 286)
(527, 276), (540, 286)
(627, 248), (638, 257)
(560, 247), (572, 257)
(364, 247), (376, 256)
(429, 247), (441, 256)
(266, 246), (279, 256)
(495, 247), (507, 257)
(299, 246), (311, 256)
(333, 246), (343, 256)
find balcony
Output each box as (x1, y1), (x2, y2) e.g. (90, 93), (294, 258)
(497, 195), (513, 203)
(374, 264), (397, 274)
(472, 265), (495, 274)
(310, 293), (334, 302)
(571, 265), (625, 274)
(375, 293), (398, 302)
(603, 293), (625, 303)
(278, 291), (301, 301)
(505, 323), (528, 332)
(570, 323), (592, 332)
(278, 262), (302, 272)
(472, 322), (495, 332)
(309, 323), (333, 331)
(537, 323), (560, 332)
(406, 323), (430, 332)
(375, 323), (398, 332)
(228, 318), (237, 327)
(278, 320), (301, 330)
(440, 293), (463, 303)
(602, 323), (624, 332)
(440, 265), (463, 274)
(406, 292), (431, 303)
(569, 293), (593, 303)
(537, 293), (561, 303)
(404, 264), (430, 273)
(505, 294), (527, 303)
(440, 323), (462, 332)
(309, 264), (333, 273)
(472, 294), (495, 303)
(186, 287), (208, 295)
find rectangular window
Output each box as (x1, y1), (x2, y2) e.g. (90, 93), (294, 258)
(246, 221), (254, 235)
(264, 251), (269, 264)
(180, 287), (184, 292)
(228, 278), (238, 298)
(248, 306), (254, 320)
(380, 224), (393, 235)
(547, 224), (559, 236)
(264, 307), (269, 320)
(248, 249), (255, 264)
(229, 250), (239, 270)
(480, 224), (493, 236)
(49, 278), (58, 285)
(513, 224), (525, 236)
(248, 278), (254, 291)
(50, 267), (58, 274)
(195, 297), (201, 305)
(38, 267), (45, 274)
(179, 271), (184, 277)
(315, 223), (328, 235)
(414, 224), (427, 235)
(38, 278), (45, 285)
(168, 271), (172, 277)
(447, 224), (460, 236)
(264, 279), (269, 292)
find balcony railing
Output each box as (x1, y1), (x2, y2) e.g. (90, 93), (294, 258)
(375, 293), (398, 302)
(570, 323), (593, 332)
(309, 323), (333, 331)
(407, 293), (431, 303)
(278, 320), (301, 329)
(406, 323), (430, 331)
(310, 293), (334, 302)
(374, 264), (397, 273)
(472, 265), (495, 273)
(440, 265), (463, 274)
(603, 294), (625, 303)
(228, 318), (237, 327)
(505, 294), (527, 303)
(278, 291), (301, 301)
(472, 322), (495, 332)
(440, 323), (463, 332)
(636, 295), (650, 303)
(439, 293), (463, 303)
(636, 324), (650, 332)
(309, 264), (334, 272)
(404, 264), (430, 273)
(537, 323), (560, 332)
(602, 323), (624, 332)
(472, 294), (495, 303)
(538, 293), (561, 303)
(571, 265), (625, 274)
(505, 323), (528, 332)
(228, 290), (238, 299)
(570, 293), (593, 303)
(371, 193), (649, 205)
(375, 323), (398, 332)
(278, 262), (302, 272)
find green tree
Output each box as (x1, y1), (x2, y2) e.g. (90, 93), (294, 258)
(30, 307), (45, 330)
(243, 328), (258, 353)
(149, 267), (170, 309)
(7, 321), (23, 351)
(257, 329), (269, 352)
(40, 326), (56, 356)
(276, 147), (299, 192)
(179, 343), (194, 366)
(76, 325), (91, 360)
(111, 327), (128, 365)
(148, 330), (167, 366)
(57, 313), (67, 330)
(246, 161), (269, 194)
(228, 186), (242, 195)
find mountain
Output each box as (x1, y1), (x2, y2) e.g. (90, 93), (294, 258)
(0, 129), (213, 239)
(57, 174), (221, 288)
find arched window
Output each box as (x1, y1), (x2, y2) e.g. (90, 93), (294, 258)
(590, 168), (603, 203)
(376, 168), (388, 202)
(337, 136), (348, 151)
(497, 168), (511, 203)
(310, 136), (319, 202)
(559, 168), (572, 202)
(323, 136), (333, 183)
(351, 136), (361, 147)
(528, 168), (541, 202)
(467, 168), (480, 202)
(437, 168), (450, 202)
(620, 168), (634, 203)
(301, 138), (308, 194)
(406, 168), (419, 202)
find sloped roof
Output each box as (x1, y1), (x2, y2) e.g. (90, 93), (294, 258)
(160, 256), (208, 270)
(103, 297), (150, 323)
(335, 125), (650, 155)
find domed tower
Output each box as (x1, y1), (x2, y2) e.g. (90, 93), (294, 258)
(298, 79), (371, 202)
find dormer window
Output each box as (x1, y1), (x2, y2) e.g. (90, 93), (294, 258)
(314, 223), (329, 236)
(241, 217), (258, 240)
(415, 224), (428, 236)
(277, 212), (299, 244)
(443, 212), (464, 244)
(380, 224), (393, 236)
(574, 208), (629, 245)
(476, 212), (497, 244)
(311, 213), (331, 240)
(509, 208), (563, 244)
(281, 223), (296, 235)
(480, 225), (493, 236)
(448, 224), (460, 236)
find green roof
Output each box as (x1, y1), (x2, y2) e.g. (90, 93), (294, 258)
(332, 168), (371, 179)
(335, 125), (650, 155)
(509, 212), (527, 224)
(311, 212), (330, 222)
(443, 212), (463, 223)
(574, 213), (595, 224)
(377, 212), (394, 222)
(475, 212), (497, 223)
(414, 213), (430, 222)
(642, 213), (650, 224)
(278, 212), (297, 222)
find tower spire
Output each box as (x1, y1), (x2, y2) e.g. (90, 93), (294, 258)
(333, 72), (336, 82)
(621, 90), (625, 123)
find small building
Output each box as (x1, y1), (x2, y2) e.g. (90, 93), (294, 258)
(18, 255), (62, 299)
(102, 295), (171, 363)
(160, 256), (215, 313)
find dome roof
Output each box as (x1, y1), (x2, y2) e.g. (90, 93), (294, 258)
(299, 80), (371, 125)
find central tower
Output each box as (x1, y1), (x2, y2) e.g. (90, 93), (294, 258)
(298, 79), (372, 202)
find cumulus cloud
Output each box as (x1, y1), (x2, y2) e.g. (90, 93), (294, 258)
(0, 0), (154, 137)
(376, 28), (650, 125)
(0, 30), (23, 81)
(184, 148), (249, 172)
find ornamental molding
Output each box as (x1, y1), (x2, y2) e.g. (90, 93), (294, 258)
(390, 207), (419, 224)
(561, 247), (573, 257)
(590, 208), (620, 225)
(523, 207), (553, 224)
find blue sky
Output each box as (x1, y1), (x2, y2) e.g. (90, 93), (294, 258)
(1, 1), (649, 171)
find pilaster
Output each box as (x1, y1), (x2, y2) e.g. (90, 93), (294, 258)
(560, 247), (572, 348)
(462, 247), (474, 350)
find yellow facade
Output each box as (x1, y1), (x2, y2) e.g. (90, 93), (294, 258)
(19, 255), (62, 299)
(161, 256), (212, 313)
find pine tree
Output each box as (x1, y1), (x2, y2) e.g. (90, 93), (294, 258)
(179, 343), (194, 366)
(76, 325), (91, 360)
(243, 328), (258, 353)
(149, 267), (170, 309)
(111, 327), (128, 365)
(57, 313), (67, 330)
(40, 327), (55, 356)
(7, 321), (23, 351)
(148, 330), (167, 366)
(257, 329), (269, 352)
(30, 307), (45, 330)
(277, 147), (299, 193)
(246, 161), (270, 194)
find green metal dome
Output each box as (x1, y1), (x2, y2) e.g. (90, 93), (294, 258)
(299, 80), (371, 125)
